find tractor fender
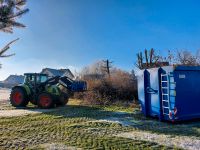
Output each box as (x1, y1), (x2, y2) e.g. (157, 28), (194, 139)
(45, 85), (60, 96)
(12, 85), (31, 96)
(21, 84), (31, 95)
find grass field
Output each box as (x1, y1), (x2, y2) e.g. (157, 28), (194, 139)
(0, 98), (200, 149)
(0, 99), (180, 150)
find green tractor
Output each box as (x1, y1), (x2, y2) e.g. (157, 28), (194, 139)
(10, 73), (87, 108)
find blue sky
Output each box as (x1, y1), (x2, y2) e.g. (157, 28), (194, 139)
(1, 0), (200, 80)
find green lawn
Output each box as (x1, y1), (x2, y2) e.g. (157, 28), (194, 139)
(0, 100), (178, 150)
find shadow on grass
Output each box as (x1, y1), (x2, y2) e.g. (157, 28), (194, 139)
(128, 112), (200, 137)
(42, 104), (129, 120)
(13, 104), (200, 138)
(38, 104), (200, 138)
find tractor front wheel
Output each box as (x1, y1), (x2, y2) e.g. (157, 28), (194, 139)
(37, 93), (54, 109)
(10, 87), (29, 107)
(57, 93), (69, 106)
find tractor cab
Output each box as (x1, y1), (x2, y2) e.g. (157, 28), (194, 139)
(24, 73), (48, 85)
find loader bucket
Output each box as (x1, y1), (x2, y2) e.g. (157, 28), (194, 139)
(59, 76), (87, 92)
(71, 81), (87, 92)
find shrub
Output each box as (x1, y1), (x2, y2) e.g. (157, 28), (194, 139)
(74, 68), (137, 105)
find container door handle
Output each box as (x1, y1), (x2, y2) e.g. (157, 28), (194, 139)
(146, 87), (158, 94)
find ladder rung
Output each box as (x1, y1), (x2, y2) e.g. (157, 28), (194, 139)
(162, 94), (168, 95)
(163, 113), (169, 115)
(161, 73), (173, 76)
(162, 100), (169, 102)
(161, 81), (168, 82)
(162, 87), (168, 89)
(163, 106), (169, 109)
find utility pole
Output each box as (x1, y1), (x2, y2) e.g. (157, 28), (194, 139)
(102, 59), (113, 77)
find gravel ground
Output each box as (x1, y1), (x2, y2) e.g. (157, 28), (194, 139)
(115, 130), (200, 150)
(93, 115), (200, 150)
(0, 88), (12, 110)
(0, 108), (58, 117)
(39, 143), (82, 150)
(0, 88), (10, 101)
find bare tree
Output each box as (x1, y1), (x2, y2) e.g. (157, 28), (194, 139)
(159, 50), (200, 66)
(176, 50), (200, 66)
(80, 61), (106, 80)
(136, 48), (168, 69)
(136, 49), (200, 70)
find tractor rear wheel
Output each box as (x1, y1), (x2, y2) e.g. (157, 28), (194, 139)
(10, 87), (29, 107)
(37, 93), (54, 109)
(57, 93), (69, 106)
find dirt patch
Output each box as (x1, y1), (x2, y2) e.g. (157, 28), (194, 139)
(0, 88), (10, 101)
(90, 117), (135, 127)
(0, 109), (57, 117)
(116, 131), (200, 150)
(39, 143), (82, 150)
(0, 88), (13, 110)
(90, 112), (137, 126)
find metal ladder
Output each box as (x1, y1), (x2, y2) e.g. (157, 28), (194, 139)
(161, 73), (173, 116)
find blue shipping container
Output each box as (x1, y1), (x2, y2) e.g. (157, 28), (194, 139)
(137, 66), (200, 122)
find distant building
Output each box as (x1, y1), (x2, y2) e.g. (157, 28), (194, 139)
(0, 75), (24, 88)
(41, 68), (74, 79)
(4, 75), (24, 84)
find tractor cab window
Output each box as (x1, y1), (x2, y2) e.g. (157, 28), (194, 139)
(24, 74), (48, 84)
(24, 75), (35, 84)
(36, 76), (40, 83)
(39, 75), (48, 83)
(36, 75), (48, 83)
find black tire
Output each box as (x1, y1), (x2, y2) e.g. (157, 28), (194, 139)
(57, 93), (69, 106)
(10, 87), (29, 107)
(37, 93), (54, 109)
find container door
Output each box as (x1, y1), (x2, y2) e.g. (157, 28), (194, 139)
(144, 70), (151, 116)
(144, 69), (160, 117)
